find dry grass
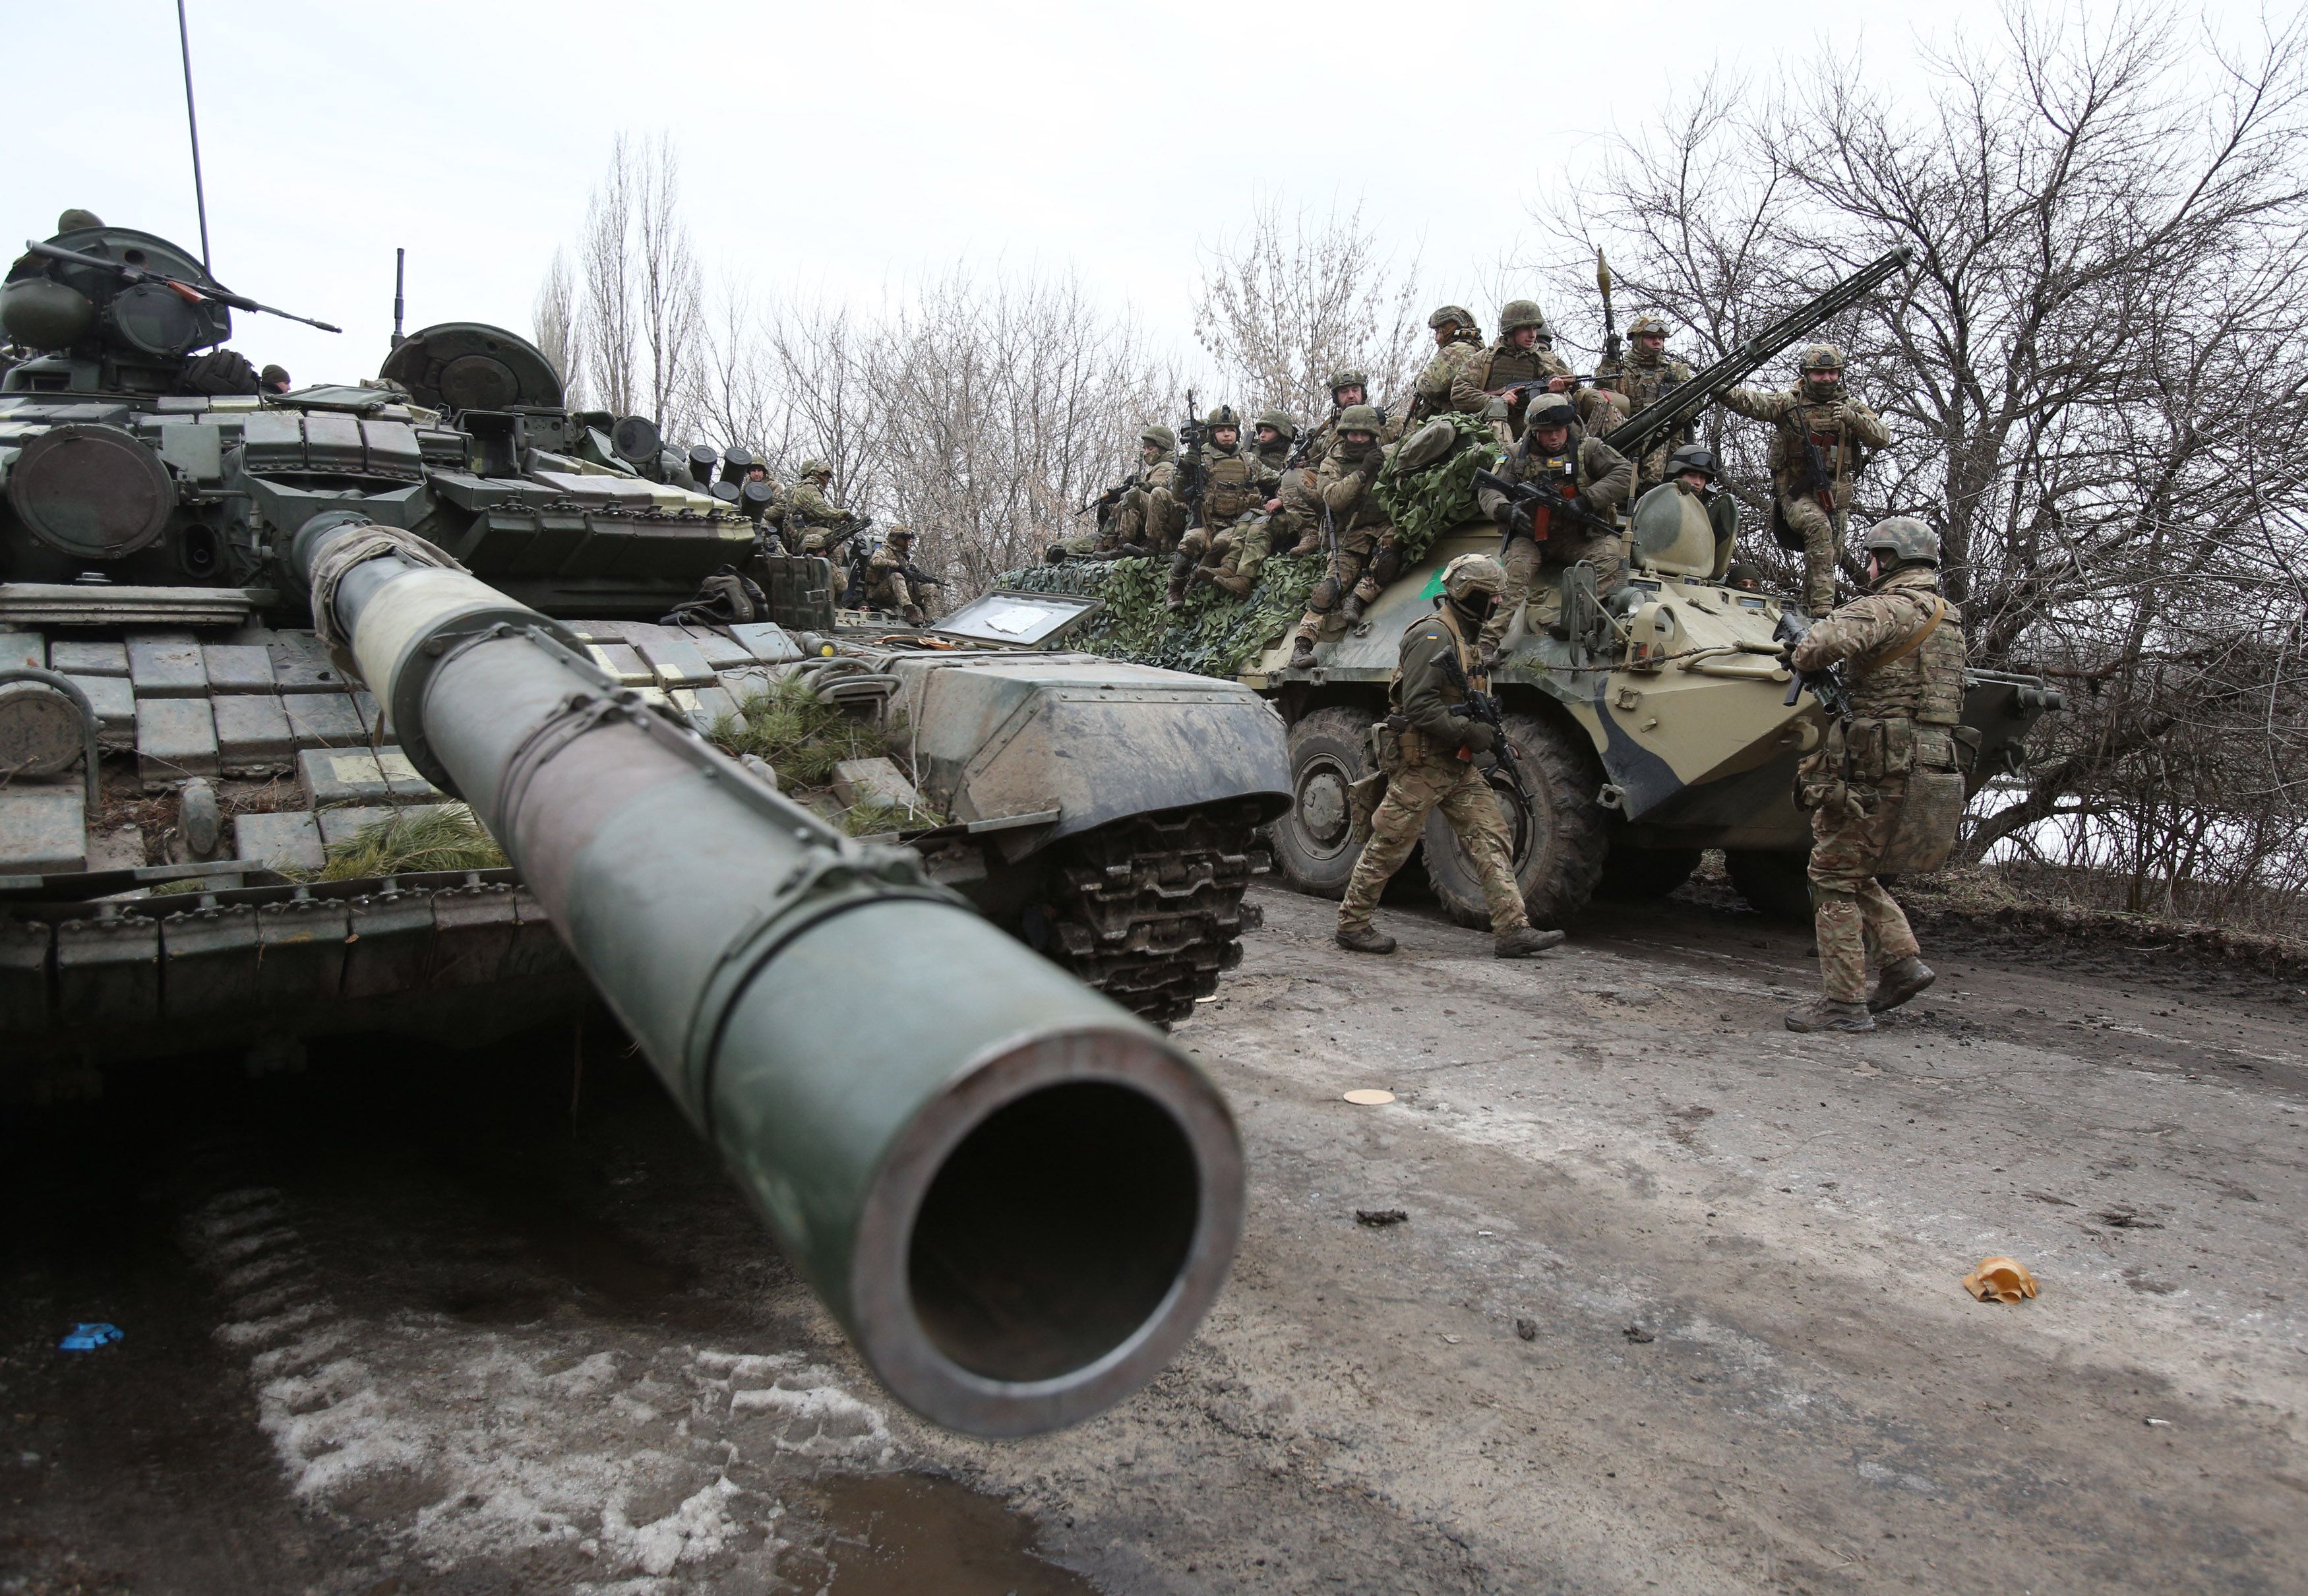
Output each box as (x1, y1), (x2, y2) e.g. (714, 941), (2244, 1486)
(315, 804), (507, 880)
(708, 677), (941, 834)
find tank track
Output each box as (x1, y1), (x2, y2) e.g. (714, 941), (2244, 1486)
(1046, 803), (1267, 1026)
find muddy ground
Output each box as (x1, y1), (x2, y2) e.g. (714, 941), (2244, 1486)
(4, 879), (2303, 1595)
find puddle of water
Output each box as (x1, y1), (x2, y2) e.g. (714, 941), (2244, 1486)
(816, 1473), (1099, 1595)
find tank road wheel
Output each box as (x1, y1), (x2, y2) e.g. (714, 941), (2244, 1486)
(1044, 803), (1266, 1027)
(1726, 849), (1814, 923)
(1271, 705), (1379, 900)
(1422, 712), (1608, 931)
(1596, 844), (1703, 901)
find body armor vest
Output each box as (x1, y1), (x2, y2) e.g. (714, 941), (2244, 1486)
(1203, 445), (1258, 519)
(1477, 341), (1550, 392)
(1387, 607), (1476, 716)
(1766, 394), (1863, 478)
(1597, 353), (1684, 411)
(1850, 582), (1965, 725)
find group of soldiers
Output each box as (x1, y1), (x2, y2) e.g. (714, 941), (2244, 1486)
(1064, 294), (1937, 1033)
(725, 457), (937, 625)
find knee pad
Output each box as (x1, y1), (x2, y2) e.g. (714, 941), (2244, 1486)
(1367, 546), (1403, 588)
(1309, 575), (1343, 613)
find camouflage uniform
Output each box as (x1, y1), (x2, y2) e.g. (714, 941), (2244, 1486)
(1471, 407), (1634, 654)
(1050, 429), (1170, 559)
(1289, 417), (1398, 656)
(1790, 554), (1965, 1022)
(1409, 305), (1486, 423)
(863, 531), (927, 623)
(1451, 301), (1574, 444)
(1339, 597), (1531, 939)
(1170, 408), (1280, 604)
(788, 464), (859, 556)
(1200, 417), (1298, 596)
(1721, 348), (1890, 613)
(1589, 315), (1694, 490)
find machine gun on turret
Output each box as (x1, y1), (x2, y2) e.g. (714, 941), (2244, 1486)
(22, 239), (341, 332)
(1599, 245), (1915, 467)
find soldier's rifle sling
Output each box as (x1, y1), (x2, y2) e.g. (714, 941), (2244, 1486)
(1599, 243), (1914, 466)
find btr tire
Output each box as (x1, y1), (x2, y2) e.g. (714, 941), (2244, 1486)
(1596, 844), (1703, 900)
(1727, 848), (1814, 921)
(1271, 704), (1380, 900)
(1422, 711), (1608, 931)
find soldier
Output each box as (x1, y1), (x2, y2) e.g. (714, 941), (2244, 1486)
(1167, 405), (1278, 607)
(1589, 313), (1695, 490)
(1452, 299), (1574, 443)
(741, 456), (787, 548)
(258, 363), (291, 394)
(1471, 394), (1635, 660)
(1335, 553), (1565, 958)
(1663, 441), (1720, 501)
(1407, 305), (1485, 423)
(1188, 410), (1300, 598)
(55, 208), (103, 233)
(1286, 405), (1400, 668)
(1782, 518), (1965, 1033)
(1106, 423), (1180, 556)
(1720, 344), (1891, 615)
(1725, 560), (1764, 593)
(788, 460), (863, 556)
(863, 526), (931, 625)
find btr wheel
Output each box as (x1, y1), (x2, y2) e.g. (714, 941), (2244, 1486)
(1270, 704), (1378, 899)
(1422, 711), (1608, 931)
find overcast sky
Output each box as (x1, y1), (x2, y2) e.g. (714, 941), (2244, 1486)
(10, 0), (2270, 405)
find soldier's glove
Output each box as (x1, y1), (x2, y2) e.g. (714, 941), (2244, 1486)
(1457, 721), (1498, 755)
(1804, 399), (1846, 429)
(1490, 500), (1529, 534)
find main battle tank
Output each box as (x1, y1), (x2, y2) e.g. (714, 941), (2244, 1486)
(0, 220), (1286, 1091)
(1004, 249), (2063, 925)
(0, 222), (1266, 1435)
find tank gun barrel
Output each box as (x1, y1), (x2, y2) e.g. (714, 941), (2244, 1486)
(1600, 244), (1914, 462)
(21, 239), (342, 333)
(289, 513), (1243, 1436)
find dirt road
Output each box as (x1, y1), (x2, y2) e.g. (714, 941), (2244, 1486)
(5, 881), (2302, 1594)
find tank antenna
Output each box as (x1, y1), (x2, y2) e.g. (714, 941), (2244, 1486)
(392, 248), (406, 349)
(175, 0), (212, 270)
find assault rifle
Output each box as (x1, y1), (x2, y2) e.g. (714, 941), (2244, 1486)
(23, 239), (342, 333)
(1599, 244), (1916, 468)
(1434, 648), (1533, 810)
(1174, 390), (1208, 524)
(1774, 611), (1853, 720)
(1076, 474), (1138, 518)
(1471, 466), (1620, 549)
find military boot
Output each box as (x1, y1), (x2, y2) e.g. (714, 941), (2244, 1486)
(1494, 927), (1565, 958)
(1289, 634), (1318, 671)
(1869, 956), (1936, 1013)
(901, 605), (925, 627)
(1336, 923), (1397, 955)
(1165, 551), (1196, 611)
(1340, 592), (1366, 625)
(1784, 1000), (1875, 1033)
(1208, 570), (1252, 598)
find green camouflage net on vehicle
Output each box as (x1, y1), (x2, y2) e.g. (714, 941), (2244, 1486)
(995, 551), (1326, 678)
(1374, 413), (1496, 563)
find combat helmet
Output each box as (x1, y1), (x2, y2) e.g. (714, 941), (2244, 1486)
(1441, 552), (1506, 599)
(1799, 343), (1843, 372)
(886, 524), (915, 544)
(1499, 299), (1550, 338)
(1627, 313), (1671, 341)
(1862, 517), (1939, 570)
(1336, 404), (1382, 435)
(1327, 367), (1369, 401)
(1254, 407), (1297, 438)
(1428, 305), (1476, 333)
(1203, 403), (1241, 431)
(1526, 394), (1579, 433)
(1140, 423), (1176, 451)
(1665, 442), (1720, 482)
(55, 208), (103, 235)
(799, 458), (832, 480)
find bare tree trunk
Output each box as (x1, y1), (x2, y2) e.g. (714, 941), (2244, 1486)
(531, 247), (584, 407)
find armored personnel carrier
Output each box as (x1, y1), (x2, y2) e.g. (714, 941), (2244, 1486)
(0, 221), (1287, 1090)
(1004, 249), (2061, 926)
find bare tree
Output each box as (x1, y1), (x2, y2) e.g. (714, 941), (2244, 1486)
(1194, 197), (1425, 423)
(532, 247), (584, 406)
(574, 133), (702, 432)
(580, 138), (636, 417)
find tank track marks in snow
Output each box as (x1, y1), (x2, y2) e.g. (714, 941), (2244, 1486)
(1047, 804), (1265, 1026)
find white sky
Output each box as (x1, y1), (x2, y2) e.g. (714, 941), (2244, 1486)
(11, 0), (2268, 406)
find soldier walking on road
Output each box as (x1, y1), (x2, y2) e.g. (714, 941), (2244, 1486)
(1336, 554), (1565, 959)
(1471, 394), (1634, 661)
(1782, 518), (1966, 1033)
(1720, 344), (1891, 615)
(1453, 299), (1574, 445)
(1287, 406), (1401, 668)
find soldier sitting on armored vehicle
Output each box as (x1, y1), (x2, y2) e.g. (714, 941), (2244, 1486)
(1453, 299), (1575, 445)
(259, 362), (291, 394)
(1720, 344), (1891, 616)
(1471, 393), (1634, 662)
(1297, 367), (1394, 479)
(862, 526), (936, 625)
(789, 460), (863, 555)
(1168, 405), (1279, 609)
(1407, 305), (1486, 423)
(1184, 408), (1300, 597)
(1286, 406), (1401, 669)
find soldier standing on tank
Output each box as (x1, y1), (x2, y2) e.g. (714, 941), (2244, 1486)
(1471, 394), (1634, 661)
(863, 526), (930, 625)
(1167, 405), (1277, 608)
(1408, 306), (1487, 423)
(1286, 406), (1401, 668)
(789, 460), (863, 556)
(1720, 344), (1891, 615)
(1589, 313), (1695, 490)
(1781, 518), (1964, 1033)
(1335, 553), (1565, 959)
(1452, 300), (1573, 444)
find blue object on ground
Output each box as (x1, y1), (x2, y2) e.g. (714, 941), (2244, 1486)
(58, 1322), (123, 1351)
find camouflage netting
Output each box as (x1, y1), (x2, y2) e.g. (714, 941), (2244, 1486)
(998, 551), (1326, 678)
(1374, 413), (1496, 563)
